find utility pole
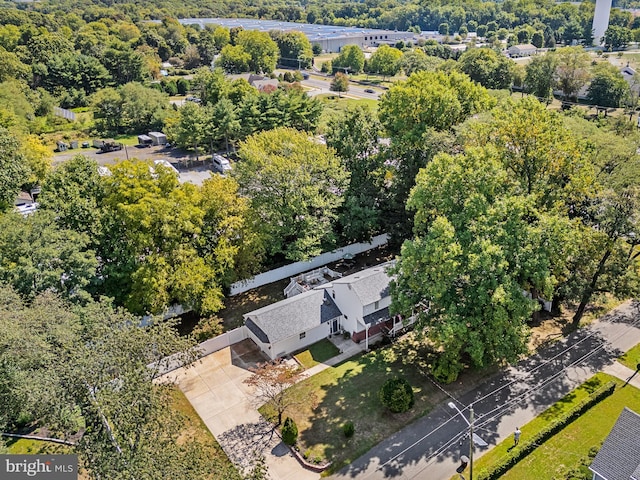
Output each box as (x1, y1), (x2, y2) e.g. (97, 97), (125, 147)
(469, 405), (474, 480)
(448, 402), (486, 480)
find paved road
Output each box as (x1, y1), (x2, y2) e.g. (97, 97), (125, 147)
(328, 301), (640, 480)
(300, 74), (382, 99)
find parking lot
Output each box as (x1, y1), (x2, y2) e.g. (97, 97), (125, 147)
(52, 144), (220, 186)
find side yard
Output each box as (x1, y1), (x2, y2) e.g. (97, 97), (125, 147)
(466, 373), (640, 480)
(259, 335), (496, 474)
(619, 341), (640, 371)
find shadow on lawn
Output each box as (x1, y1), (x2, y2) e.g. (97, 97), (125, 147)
(324, 304), (636, 479)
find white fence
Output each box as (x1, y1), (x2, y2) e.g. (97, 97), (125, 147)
(53, 106), (76, 121)
(230, 233), (389, 295)
(199, 326), (248, 354)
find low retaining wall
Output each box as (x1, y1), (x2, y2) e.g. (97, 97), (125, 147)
(230, 234), (389, 295)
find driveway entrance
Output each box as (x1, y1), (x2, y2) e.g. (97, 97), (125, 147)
(166, 339), (319, 480)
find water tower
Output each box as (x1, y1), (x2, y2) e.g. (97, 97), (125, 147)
(592, 0), (612, 45)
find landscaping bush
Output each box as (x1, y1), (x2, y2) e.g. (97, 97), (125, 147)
(281, 417), (298, 445)
(176, 78), (190, 95)
(191, 316), (223, 342)
(476, 382), (615, 480)
(379, 377), (414, 413)
(342, 421), (355, 438)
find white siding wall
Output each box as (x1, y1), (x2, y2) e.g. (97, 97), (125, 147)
(330, 284), (364, 334)
(362, 295), (391, 316)
(272, 323), (331, 359)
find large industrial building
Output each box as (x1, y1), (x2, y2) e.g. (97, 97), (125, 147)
(177, 18), (416, 53)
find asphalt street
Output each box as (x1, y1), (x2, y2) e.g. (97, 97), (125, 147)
(328, 301), (640, 480)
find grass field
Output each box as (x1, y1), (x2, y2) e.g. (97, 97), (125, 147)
(466, 373), (640, 480)
(294, 339), (340, 369)
(259, 336), (493, 474)
(317, 94), (379, 132)
(619, 342), (640, 371)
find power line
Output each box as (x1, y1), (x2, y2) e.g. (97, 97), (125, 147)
(369, 303), (640, 476)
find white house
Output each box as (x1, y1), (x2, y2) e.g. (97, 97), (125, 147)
(244, 262), (408, 359)
(325, 262), (394, 345)
(244, 289), (343, 360)
(507, 44), (537, 58)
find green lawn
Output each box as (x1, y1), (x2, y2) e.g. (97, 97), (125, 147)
(6, 435), (72, 455)
(619, 342), (640, 371)
(317, 94), (378, 132)
(467, 374), (640, 480)
(294, 339), (340, 369)
(259, 337), (485, 474)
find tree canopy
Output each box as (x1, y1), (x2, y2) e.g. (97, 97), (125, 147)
(234, 127), (349, 261)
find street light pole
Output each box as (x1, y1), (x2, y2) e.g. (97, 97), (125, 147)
(469, 405), (474, 480)
(448, 402), (484, 480)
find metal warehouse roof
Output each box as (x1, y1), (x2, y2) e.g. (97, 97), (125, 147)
(175, 18), (411, 41)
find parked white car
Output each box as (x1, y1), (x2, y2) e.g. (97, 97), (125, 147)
(212, 154), (232, 174)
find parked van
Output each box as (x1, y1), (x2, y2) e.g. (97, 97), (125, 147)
(153, 159), (180, 177)
(212, 154), (232, 173)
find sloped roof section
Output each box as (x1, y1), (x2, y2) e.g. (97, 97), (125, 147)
(244, 289), (341, 344)
(332, 262), (393, 306)
(590, 407), (640, 480)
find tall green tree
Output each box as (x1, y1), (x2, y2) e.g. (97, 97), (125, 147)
(462, 96), (593, 210)
(564, 188), (640, 326)
(391, 148), (570, 382)
(0, 126), (28, 211)
(330, 72), (349, 97)
(38, 154), (105, 238)
(237, 30), (279, 74)
(0, 288), (235, 479)
(366, 45), (403, 79)
(234, 127), (349, 261)
(332, 45), (365, 74)
(99, 160), (222, 315)
(379, 70), (495, 141)
(457, 47), (515, 89)
(0, 210), (97, 299)
(272, 31), (313, 69)
(525, 53), (558, 101)
(587, 62), (630, 108)
(326, 105), (386, 242)
(170, 101), (206, 159)
(398, 50), (443, 76)
(553, 46), (591, 102)
(210, 98), (240, 154)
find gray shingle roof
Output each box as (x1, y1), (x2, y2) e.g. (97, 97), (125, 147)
(363, 306), (390, 325)
(244, 289), (342, 344)
(332, 262), (393, 306)
(590, 407), (640, 480)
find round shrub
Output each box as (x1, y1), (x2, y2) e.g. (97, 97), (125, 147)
(281, 417), (298, 445)
(379, 377), (414, 413)
(342, 420), (355, 438)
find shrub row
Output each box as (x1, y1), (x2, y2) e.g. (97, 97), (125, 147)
(476, 381), (616, 480)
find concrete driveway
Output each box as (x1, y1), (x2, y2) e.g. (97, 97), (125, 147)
(165, 340), (319, 480)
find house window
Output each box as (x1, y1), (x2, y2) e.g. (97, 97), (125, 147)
(374, 301), (379, 310)
(300, 332), (306, 340)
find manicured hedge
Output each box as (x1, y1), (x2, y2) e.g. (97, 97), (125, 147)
(476, 381), (616, 480)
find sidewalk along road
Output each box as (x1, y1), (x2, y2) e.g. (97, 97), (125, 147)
(327, 301), (640, 480)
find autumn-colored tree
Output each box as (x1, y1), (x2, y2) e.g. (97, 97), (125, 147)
(244, 361), (312, 425)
